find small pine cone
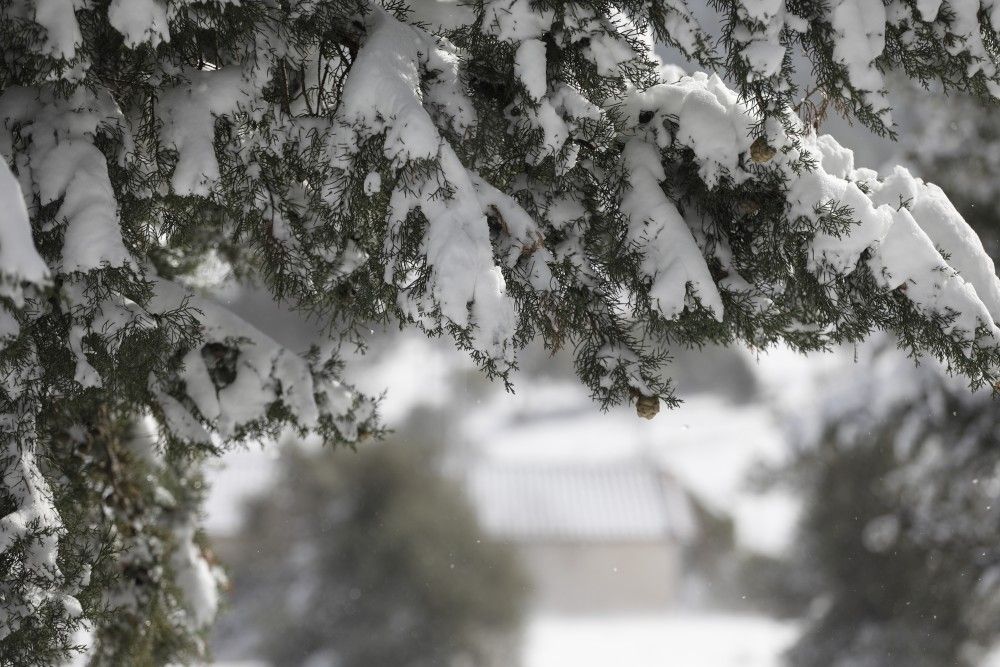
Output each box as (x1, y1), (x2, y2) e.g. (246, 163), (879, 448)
(750, 136), (777, 163)
(737, 199), (761, 216)
(635, 394), (660, 420)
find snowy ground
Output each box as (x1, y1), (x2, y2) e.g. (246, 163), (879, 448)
(213, 614), (798, 667)
(525, 614), (797, 667)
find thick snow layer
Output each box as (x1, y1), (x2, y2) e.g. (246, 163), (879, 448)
(624, 72), (757, 187)
(622, 139), (724, 320)
(159, 68), (251, 197)
(48, 140), (128, 272)
(0, 159), (49, 305)
(831, 0), (886, 93)
(0, 87), (130, 273)
(171, 522), (220, 630)
(150, 279), (370, 443)
(108, 0), (169, 47)
(795, 134), (1000, 348)
(33, 0), (85, 59)
(0, 429), (75, 641)
(872, 167), (1000, 318)
(338, 11), (517, 357)
(516, 39), (548, 101)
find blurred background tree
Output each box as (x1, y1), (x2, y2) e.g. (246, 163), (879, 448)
(213, 411), (528, 667)
(783, 349), (1000, 666)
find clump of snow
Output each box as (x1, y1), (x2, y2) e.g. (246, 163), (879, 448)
(32, 0), (86, 59)
(625, 72), (756, 187)
(108, 0), (169, 48)
(515, 39), (548, 101)
(0, 87), (131, 273)
(171, 521), (220, 630)
(336, 10), (525, 358)
(622, 139), (723, 319)
(68, 325), (100, 388)
(0, 423), (75, 641)
(481, 0), (554, 42)
(150, 279), (370, 443)
(362, 171), (381, 196)
(159, 68), (252, 197)
(872, 167), (1000, 318)
(0, 159), (49, 305)
(790, 133), (1000, 349)
(831, 0), (888, 113)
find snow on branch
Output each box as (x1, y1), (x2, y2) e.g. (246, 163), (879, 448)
(149, 278), (374, 445)
(2, 0), (1000, 658)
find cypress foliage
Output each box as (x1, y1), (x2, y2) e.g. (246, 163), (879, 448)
(3, 0), (1000, 660)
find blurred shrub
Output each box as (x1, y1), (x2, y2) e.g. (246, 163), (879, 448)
(214, 426), (527, 667)
(783, 395), (1000, 667)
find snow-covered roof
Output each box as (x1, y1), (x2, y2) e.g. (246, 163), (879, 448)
(466, 462), (695, 543)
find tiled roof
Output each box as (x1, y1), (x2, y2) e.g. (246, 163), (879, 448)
(466, 462), (695, 543)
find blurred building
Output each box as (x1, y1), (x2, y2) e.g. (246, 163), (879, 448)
(467, 462), (695, 613)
